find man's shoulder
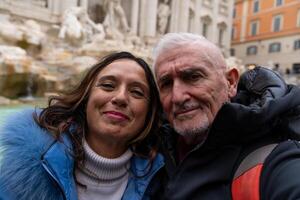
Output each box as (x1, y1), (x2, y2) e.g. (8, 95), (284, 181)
(260, 140), (300, 199)
(267, 140), (300, 158)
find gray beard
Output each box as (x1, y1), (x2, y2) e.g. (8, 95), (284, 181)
(175, 123), (209, 145)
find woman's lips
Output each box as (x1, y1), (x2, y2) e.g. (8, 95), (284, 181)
(104, 111), (130, 121)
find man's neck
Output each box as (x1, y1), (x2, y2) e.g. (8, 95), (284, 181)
(177, 132), (208, 162)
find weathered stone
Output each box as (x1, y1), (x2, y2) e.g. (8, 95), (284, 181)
(0, 96), (11, 105)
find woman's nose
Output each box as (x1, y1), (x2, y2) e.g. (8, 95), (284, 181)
(111, 87), (128, 107)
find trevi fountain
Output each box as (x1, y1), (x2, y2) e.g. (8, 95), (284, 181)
(0, 0), (298, 124)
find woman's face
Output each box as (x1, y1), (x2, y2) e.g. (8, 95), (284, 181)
(86, 59), (149, 149)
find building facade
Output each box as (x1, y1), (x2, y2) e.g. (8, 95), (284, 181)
(168, 0), (234, 56)
(231, 0), (300, 73)
(0, 0), (234, 56)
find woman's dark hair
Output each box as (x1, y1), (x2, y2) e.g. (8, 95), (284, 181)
(34, 51), (161, 167)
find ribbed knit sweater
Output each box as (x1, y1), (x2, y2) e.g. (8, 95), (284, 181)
(75, 139), (133, 200)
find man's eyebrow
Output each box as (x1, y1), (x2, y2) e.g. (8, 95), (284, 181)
(179, 67), (201, 73)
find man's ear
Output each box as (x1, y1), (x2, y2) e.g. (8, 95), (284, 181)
(226, 68), (239, 98)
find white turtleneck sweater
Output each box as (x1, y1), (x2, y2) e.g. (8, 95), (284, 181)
(75, 139), (133, 200)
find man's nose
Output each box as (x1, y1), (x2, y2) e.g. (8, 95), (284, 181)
(171, 81), (189, 105)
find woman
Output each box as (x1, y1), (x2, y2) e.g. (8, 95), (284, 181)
(0, 52), (164, 200)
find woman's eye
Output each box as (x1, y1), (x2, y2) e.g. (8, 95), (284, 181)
(98, 83), (115, 90)
(130, 89), (145, 98)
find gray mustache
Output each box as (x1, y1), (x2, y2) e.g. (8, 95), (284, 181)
(173, 102), (200, 115)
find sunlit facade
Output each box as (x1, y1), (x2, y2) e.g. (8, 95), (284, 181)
(231, 0), (300, 73)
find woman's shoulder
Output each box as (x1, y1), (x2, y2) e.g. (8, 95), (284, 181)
(0, 108), (54, 147)
(131, 152), (164, 177)
(0, 108), (63, 199)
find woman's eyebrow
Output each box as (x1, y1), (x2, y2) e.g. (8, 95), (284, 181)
(96, 76), (149, 90)
(97, 75), (116, 82)
(130, 81), (149, 91)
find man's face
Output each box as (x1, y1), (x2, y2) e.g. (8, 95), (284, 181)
(155, 45), (237, 138)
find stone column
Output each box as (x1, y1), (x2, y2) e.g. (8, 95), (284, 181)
(61, 0), (77, 13)
(170, 0), (180, 32)
(211, 0), (219, 43)
(48, 0), (61, 15)
(178, 0), (190, 32)
(139, 0), (158, 37)
(79, 0), (88, 9)
(193, 0), (202, 34)
(130, 0), (139, 34)
(170, 0), (190, 32)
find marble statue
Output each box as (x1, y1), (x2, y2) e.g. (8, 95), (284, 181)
(0, 45), (27, 61)
(0, 19), (45, 46)
(59, 7), (105, 43)
(157, 0), (171, 35)
(103, 0), (130, 40)
(21, 20), (45, 45)
(0, 20), (23, 43)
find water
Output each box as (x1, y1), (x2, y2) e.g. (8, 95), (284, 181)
(0, 98), (46, 126)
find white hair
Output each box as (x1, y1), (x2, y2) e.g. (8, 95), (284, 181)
(153, 32), (227, 71)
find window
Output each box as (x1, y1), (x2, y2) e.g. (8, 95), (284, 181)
(253, 0), (259, 13)
(202, 23), (208, 37)
(293, 63), (300, 74)
(250, 21), (259, 36)
(247, 46), (258, 55)
(233, 7), (236, 18)
(230, 48), (235, 56)
(218, 28), (225, 46)
(231, 27), (236, 40)
(275, 0), (283, 7)
(269, 42), (281, 53)
(294, 39), (300, 50)
(272, 15), (282, 32)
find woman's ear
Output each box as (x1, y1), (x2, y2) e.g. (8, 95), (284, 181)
(226, 68), (239, 98)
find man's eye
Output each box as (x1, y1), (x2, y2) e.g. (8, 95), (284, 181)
(190, 73), (202, 80)
(183, 72), (203, 82)
(159, 79), (172, 90)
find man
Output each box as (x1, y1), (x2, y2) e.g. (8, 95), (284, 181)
(153, 32), (300, 199)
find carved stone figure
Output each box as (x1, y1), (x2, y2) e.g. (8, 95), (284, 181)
(0, 20), (23, 43)
(59, 7), (105, 43)
(103, 0), (130, 40)
(21, 20), (46, 45)
(0, 19), (45, 46)
(157, 0), (171, 35)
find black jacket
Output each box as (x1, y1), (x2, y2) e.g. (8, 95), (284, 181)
(158, 67), (300, 200)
